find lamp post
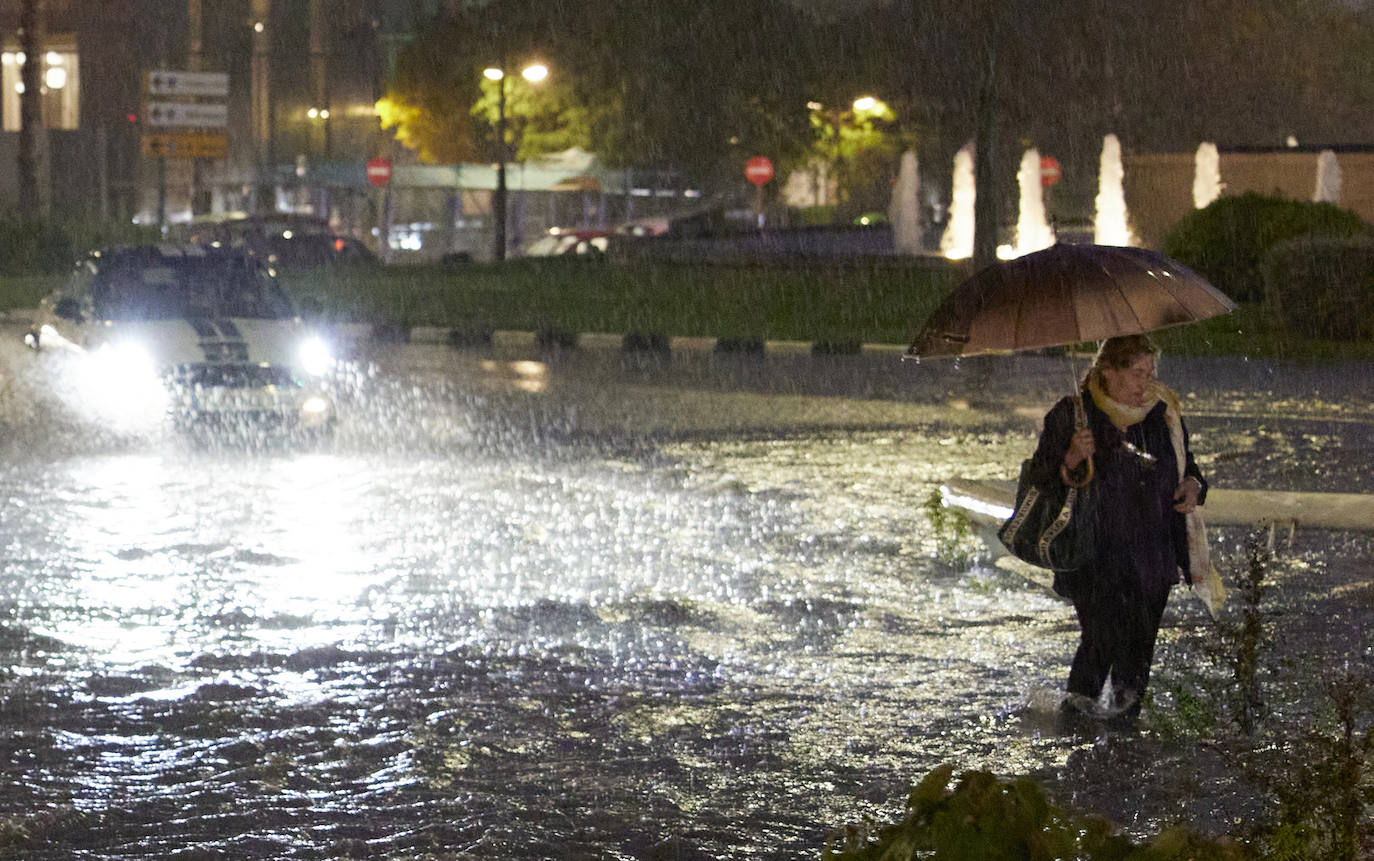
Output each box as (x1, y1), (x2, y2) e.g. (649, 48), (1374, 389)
(484, 62), (548, 262)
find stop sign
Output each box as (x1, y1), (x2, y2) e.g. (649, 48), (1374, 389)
(1040, 155), (1062, 188)
(366, 157), (392, 187)
(745, 155), (774, 186)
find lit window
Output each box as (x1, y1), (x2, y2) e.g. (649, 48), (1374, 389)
(2, 40), (79, 131)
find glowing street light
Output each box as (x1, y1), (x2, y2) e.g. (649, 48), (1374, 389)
(852, 95), (878, 112)
(484, 62), (549, 262)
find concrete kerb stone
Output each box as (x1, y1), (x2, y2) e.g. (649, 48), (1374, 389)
(1, 308), (907, 357)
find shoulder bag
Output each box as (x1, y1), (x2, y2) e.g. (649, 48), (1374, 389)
(997, 395), (1098, 597)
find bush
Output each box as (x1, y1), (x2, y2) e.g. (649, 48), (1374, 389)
(1261, 236), (1374, 341)
(1163, 193), (1367, 303)
(826, 764), (1248, 860)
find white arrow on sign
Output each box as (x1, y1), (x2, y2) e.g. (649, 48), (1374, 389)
(148, 70), (229, 98)
(146, 101), (229, 128)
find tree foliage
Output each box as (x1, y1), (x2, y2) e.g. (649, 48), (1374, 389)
(379, 0), (822, 186)
(378, 0), (1374, 201)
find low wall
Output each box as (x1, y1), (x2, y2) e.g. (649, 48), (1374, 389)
(1124, 147), (1374, 249)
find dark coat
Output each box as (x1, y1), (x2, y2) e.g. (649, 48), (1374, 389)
(1028, 393), (1207, 600)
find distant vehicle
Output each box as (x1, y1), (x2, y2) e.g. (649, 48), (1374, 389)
(523, 228), (610, 258)
(179, 215), (379, 268)
(24, 244), (336, 438)
(251, 231), (379, 268)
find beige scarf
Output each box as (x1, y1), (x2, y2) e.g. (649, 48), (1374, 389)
(1087, 371), (1226, 617)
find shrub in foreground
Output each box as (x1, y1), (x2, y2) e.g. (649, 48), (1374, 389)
(826, 763), (1247, 860)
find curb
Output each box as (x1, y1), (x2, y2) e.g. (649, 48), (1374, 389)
(0, 310), (908, 358)
(399, 326), (907, 357)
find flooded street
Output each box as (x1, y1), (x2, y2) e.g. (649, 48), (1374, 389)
(1, 328), (1372, 858)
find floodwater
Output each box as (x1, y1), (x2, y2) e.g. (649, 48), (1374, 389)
(1, 327), (1371, 858)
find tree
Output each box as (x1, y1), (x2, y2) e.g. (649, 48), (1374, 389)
(17, 0), (44, 220)
(377, 0), (822, 188)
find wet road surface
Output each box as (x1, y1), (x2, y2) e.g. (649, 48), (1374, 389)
(1, 329), (1372, 857)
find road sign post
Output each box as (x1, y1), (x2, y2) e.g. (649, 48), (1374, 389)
(143, 69), (230, 229)
(745, 156), (774, 227)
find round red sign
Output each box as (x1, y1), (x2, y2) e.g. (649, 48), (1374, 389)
(745, 155), (774, 186)
(1039, 155), (1062, 188)
(366, 157), (393, 188)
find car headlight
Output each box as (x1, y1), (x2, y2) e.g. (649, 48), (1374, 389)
(299, 335), (333, 377)
(98, 340), (159, 381)
(83, 339), (169, 426)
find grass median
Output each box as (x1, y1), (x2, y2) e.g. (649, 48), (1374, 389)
(4, 259), (1372, 361)
(278, 258), (965, 346)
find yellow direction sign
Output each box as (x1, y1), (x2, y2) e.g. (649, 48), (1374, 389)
(141, 133), (228, 160)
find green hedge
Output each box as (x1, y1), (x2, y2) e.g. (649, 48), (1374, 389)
(1163, 193), (1368, 303)
(278, 258), (966, 346)
(0, 218), (160, 277)
(1261, 236), (1374, 341)
(0, 218), (74, 276)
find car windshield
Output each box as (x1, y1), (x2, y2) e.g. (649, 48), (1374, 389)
(91, 257), (296, 321)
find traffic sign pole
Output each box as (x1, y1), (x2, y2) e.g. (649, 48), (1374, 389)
(745, 156), (774, 227)
(157, 155), (167, 233)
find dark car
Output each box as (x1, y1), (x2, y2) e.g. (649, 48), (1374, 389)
(180, 216), (380, 268)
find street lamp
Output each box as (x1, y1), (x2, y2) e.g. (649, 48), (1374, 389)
(484, 62), (549, 262)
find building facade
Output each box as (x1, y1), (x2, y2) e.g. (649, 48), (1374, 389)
(0, 0), (433, 232)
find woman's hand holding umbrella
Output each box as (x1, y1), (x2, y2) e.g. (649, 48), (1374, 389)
(1061, 427), (1095, 486)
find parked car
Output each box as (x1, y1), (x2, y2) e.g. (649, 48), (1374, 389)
(179, 216), (380, 268)
(523, 228), (609, 258)
(25, 244), (336, 438)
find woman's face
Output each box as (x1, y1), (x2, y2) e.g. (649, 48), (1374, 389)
(1100, 353), (1156, 407)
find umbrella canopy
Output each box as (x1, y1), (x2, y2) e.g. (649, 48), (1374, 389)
(907, 243), (1237, 359)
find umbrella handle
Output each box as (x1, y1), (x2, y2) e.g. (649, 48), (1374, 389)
(1062, 457), (1094, 488)
(1063, 393), (1095, 488)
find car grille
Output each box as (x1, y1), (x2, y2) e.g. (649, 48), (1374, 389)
(171, 363), (298, 389)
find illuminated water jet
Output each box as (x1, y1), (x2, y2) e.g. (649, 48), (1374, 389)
(890, 149), (922, 254)
(1011, 148), (1055, 258)
(1094, 133), (1135, 246)
(1313, 149), (1341, 203)
(940, 142), (975, 260)
(1193, 142), (1222, 209)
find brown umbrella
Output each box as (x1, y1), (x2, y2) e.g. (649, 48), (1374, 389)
(906, 243), (1237, 359)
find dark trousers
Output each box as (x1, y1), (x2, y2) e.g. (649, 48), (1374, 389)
(1068, 574), (1171, 703)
